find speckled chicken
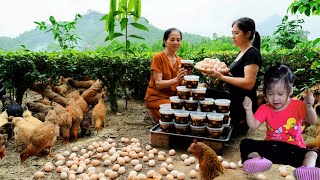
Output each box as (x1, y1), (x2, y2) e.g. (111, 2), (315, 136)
(20, 106), (59, 162)
(188, 139), (224, 180)
(92, 97), (106, 133)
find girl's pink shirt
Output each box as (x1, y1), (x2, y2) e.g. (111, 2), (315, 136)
(254, 99), (307, 148)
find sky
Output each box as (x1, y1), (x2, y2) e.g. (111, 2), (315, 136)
(0, 0), (319, 39)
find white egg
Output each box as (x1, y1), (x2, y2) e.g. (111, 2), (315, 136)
(285, 175), (295, 180)
(280, 169), (289, 177)
(161, 162), (168, 168)
(72, 146), (79, 152)
(148, 160), (156, 167)
(137, 173), (147, 180)
(189, 157), (196, 164)
(61, 172), (68, 179)
(217, 155), (223, 161)
(168, 149), (176, 156)
(142, 156), (149, 162)
(171, 170), (179, 178)
(147, 170), (156, 178)
(68, 174), (76, 180)
(118, 166), (126, 174)
(158, 155), (165, 161)
(189, 170), (197, 179)
(152, 148), (158, 154)
(34, 171), (44, 179)
(181, 154), (188, 160)
(134, 164), (143, 171)
(104, 169), (112, 176)
(237, 160), (243, 168)
(177, 172), (186, 179)
(222, 161), (230, 168)
(196, 163), (199, 171)
(108, 171), (118, 179)
(43, 164), (54, 172)
(80, 149), (87, 154)
(131, 159), (139, 166)
(184, 159), (191, 166)
(103, 159), (111, 166)
(166, 174), (174, 180)
(148, 153), (155, 159)
(64, 151), (71, 157)
(112, 164), (120, 171)
(159, 167), (168, 175)
(167, 164), (174, 171)
(257, 174), (266, 180)
(55, 160), (64, 166)
(229, 162), (237, 169)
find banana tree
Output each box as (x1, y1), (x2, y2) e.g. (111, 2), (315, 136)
(101, 0), (149, 57)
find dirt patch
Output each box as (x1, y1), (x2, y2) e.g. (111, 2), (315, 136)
(0, 91), (317, 180)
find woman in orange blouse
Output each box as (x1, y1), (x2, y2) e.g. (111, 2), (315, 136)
(145, 28), (188, 123)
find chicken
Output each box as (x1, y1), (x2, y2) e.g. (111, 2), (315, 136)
(10, 116), (36, 152)
(30, 83), (67, 107)
(66, 98), (83, 141)
(76, 96), (88, 114)
(0, 111), (13, 139)
(26, 101), (50, 121)
(1, 95), (23, 117)
(80, 111), (92, 137)
(22, 108), (42, 126)
(0, 110), (9, 127)
(20, 106), (60, 162)
(92, 97), (106, 133)
(67, 79), (95, 89)
(0, 134), (8, 159)
(53, 103), (72, 144)
(81, 79), (104, 106)
(188, 139), (224, 180)
(66, 90), (80, 101)
(53, 83), (70, 97)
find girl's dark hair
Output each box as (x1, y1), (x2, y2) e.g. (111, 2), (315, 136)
(263, 64), (294, 96)
(162, 28), (182, 47)
(232, 17), (261, 51)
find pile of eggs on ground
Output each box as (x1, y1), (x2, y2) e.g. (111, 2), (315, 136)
(34, 137), (206, 180)
(194, 58), (230, 74)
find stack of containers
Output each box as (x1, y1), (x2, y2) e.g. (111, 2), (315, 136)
(158, 59), (231, 138)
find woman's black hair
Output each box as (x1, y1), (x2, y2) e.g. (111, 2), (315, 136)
(263, 63), (294, 96)
(232, 17), (261, 51)
(162, 28), (182, 47)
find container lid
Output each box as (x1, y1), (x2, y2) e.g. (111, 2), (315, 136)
(185, 98), (198, 103)
(160, 103), (171, 109)
(207, 113), (224, 120)
(191, 87), (207, 93)
(181, 60), (194, 64)
(169, 96), (183, 103)
(215, 99), (231, 106)
(207, 126), (224, 131)
(190, 124), (206, 128)
(174, 110), (190, 117)
(190, 112), (206, 118)
(159, 109), (174, 115)
(199, 98), (215, 104)
(174, 122), (190, 126)
(159, 119), (174, 124)
(184, 75), (199, 81)
(176, 86), (191, 92)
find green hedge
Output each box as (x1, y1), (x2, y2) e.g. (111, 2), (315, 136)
(0, 49), (318, 112)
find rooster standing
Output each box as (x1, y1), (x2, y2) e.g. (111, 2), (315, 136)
(188, 139), (224, 180)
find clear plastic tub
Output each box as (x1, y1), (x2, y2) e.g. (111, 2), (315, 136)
(199, 98), (215, 112)
(160, 103), (172, 110)
(169, 96), (184, 109)
(207, 126), (223, 138)
(176, 86), (191, 100)
(159, 120), (174, 133)
(222, 118), (231, 135)
(174, 110), (190, 124)
(215, 99), (231, 113)
(159, 109), (174, 122)
(184, 98), (198, 111)
(207, 113), (224, 128)
(184, 75), (199, 89)
(190, 112), (206, 126)
(219, 111), (230, 124)
(191, 87), (207, 101)
(174, 122), (190, 135)
(190, 124), (206, 137)
(181, 60), (194, 74)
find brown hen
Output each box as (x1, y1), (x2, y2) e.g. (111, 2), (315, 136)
(188, 139), (224, 180)
(92, 97), (106, 133)
(66, 98), (83, 141)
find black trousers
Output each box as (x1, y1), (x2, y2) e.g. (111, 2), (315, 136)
(240, 138), (320, 168)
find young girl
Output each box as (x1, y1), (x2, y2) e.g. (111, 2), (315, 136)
(241, 64), (319, 179)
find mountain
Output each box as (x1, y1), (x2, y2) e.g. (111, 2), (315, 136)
(0, 11), (209, 51)
(256, 14), (282, 37)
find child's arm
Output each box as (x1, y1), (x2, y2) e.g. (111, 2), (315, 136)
(305, 92), (317, 124)
(243, 96), (262, 130)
